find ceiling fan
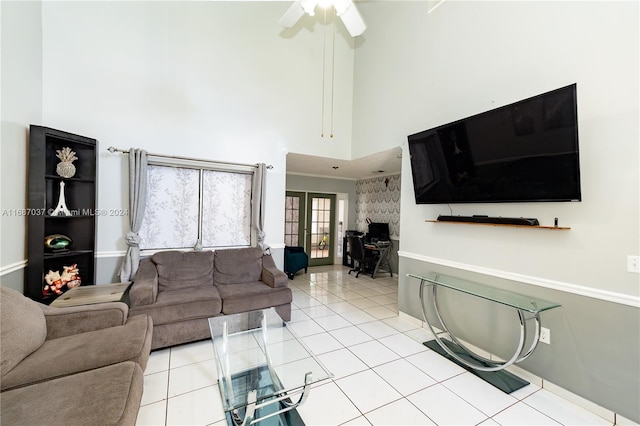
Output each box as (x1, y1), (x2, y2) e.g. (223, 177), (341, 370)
(278, 0), (367, 37)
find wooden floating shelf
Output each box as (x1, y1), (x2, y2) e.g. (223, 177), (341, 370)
(425, 220), (570, 230)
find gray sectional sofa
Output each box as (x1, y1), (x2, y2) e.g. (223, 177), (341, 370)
(0, 286), (153, 426)
(128, 246), (292, 350)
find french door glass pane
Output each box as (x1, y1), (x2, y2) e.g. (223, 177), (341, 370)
(310, 196), (331, 259)
(285, 195), (300, 247)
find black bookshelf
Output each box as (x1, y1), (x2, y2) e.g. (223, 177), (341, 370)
(26, 125), (97, 303)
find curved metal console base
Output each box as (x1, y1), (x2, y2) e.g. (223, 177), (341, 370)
(422, 340), (529, 394)
(417, 278), (542, 392)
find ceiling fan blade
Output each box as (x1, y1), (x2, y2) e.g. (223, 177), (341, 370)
(427, 0), (446, 14)
(279, 1), (306, 28)
(336, 1), (366, 37)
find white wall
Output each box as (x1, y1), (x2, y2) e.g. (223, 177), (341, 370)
(353, 1), (639, 297)
(39, 1), (357, 258)
(0, 1), (43, 287)
(3, 1), (638, 299)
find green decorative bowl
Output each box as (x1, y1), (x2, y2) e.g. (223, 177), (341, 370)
(44, 234), (72, 251)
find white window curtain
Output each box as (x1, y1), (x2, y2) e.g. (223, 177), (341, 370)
(252, 163), (269, 253)
(138, 165), (253, 251)
(201, 170), (252, 247)
(139, 166), (200, 249)
(111, 144), (271, 278)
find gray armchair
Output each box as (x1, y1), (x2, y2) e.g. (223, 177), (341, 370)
(0, 286), (152, 426)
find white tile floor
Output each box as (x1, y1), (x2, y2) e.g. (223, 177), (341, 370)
(136, 265), (616, 426)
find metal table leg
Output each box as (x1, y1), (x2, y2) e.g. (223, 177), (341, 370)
(228, 315), (314, 425)
(418, 279), (542, 372)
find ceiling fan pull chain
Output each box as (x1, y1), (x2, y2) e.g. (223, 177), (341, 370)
(320, 7), (327, 138)
(330, 6), (336, 138)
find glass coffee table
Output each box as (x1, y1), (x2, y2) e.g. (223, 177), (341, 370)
(208, 308), (333, 426)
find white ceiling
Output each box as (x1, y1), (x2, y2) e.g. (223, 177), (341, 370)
(286, 147), (403, 180)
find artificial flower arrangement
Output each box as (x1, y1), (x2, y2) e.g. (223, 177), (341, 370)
(44, 264), (81, 296)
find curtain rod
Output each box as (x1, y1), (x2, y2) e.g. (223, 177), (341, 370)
(107, 146), (273, 170)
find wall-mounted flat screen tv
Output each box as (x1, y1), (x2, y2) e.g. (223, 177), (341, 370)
(408, 84), (581, 204)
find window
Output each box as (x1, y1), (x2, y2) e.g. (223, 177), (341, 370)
(284, 195), (301, 247)
(139, 159), (254, 251)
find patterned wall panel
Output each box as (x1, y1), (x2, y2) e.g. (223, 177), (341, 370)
(355, 174), (401, 238)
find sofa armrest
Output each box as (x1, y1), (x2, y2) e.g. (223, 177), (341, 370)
(40, 302), (129, 340)
(129, 259), (159, 307)
(261, 254), (288, 288)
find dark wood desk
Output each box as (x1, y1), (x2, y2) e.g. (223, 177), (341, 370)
(364, 241), (393, 278)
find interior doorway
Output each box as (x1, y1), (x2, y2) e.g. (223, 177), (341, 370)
(284, 191), (337, 266)
(306, 193), (336, 266)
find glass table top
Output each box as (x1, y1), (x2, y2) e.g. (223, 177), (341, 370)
(408, 273), (560, 313)
(208, 308), (333, 413)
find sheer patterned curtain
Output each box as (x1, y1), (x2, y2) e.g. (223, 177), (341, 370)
(119, 148), (148, 281)
(138, 166), (200, 249)
(130, 159), (265, 253)
(201, 170), (252, 247)
(138, 166), (252, 250)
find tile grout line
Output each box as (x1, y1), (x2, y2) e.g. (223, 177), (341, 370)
(164, 348), (172, 426)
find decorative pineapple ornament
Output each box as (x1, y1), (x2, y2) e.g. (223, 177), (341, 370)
(56, 147), (78, 178)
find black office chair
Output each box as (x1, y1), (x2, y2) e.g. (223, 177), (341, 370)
(347, 236), (375, 278)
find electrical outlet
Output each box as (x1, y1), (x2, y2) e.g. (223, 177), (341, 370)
(628, 255), (640, 273)
(539, 327), (551, 345)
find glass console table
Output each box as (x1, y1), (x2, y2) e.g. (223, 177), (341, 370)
(408, 273), (560, 393)
(209, 308), (333, 426)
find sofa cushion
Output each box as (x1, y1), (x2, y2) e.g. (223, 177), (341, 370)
(1, 314), (152, 391)
(152, 251), (215, 291)
(0, 361), (143, 426)
(0, 287), (47, 379)
(41, 301), (128, 340)
(216, 282), (292, 315)
(214, 247), (263, 285)
(129, 286), (222, 326)
(147, 318), (213, 351)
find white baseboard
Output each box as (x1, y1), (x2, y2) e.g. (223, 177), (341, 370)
(398, 311), (423, 327)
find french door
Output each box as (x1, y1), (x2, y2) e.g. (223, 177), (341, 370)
(284, 191), (305, 247)
(306, 193), (335, 267)
(284, 191), (336, 267)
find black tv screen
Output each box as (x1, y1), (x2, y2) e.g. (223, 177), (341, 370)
(408, 84), (581, 204)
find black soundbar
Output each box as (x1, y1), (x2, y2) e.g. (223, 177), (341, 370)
(437, 215), (540, 226)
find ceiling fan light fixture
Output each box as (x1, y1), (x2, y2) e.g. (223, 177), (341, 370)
(317, 0), (334, 10)
(279, 0), (366, 37)
(333, 0), (352, 16)
(301, 0), (317, 16)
